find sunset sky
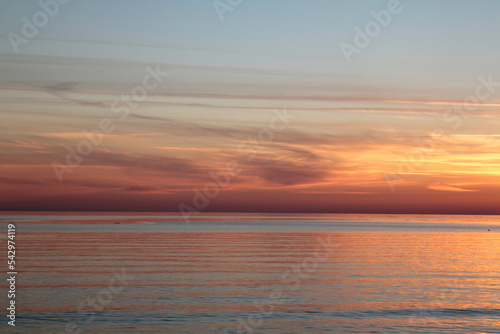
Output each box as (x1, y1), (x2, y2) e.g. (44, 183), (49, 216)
(1, 0), (500, 213)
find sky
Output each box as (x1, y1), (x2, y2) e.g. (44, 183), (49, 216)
(1, 0), (500, 214)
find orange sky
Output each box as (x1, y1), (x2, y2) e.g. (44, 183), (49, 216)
(1, 56), (500, 213)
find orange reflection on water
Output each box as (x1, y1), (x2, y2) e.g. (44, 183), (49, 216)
(7, 227), (499, 333)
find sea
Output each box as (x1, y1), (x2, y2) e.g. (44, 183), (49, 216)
(1, 212), (499, 333)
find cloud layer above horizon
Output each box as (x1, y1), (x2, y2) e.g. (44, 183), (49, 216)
(1, 0), (500, 214)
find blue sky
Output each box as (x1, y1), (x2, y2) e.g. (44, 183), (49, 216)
(2, 0), (500, 95)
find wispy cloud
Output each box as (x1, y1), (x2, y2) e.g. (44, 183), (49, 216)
(427, 183), (479, 192)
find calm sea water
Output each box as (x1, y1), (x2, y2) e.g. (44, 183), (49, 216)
(1, 213), (499, 333)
